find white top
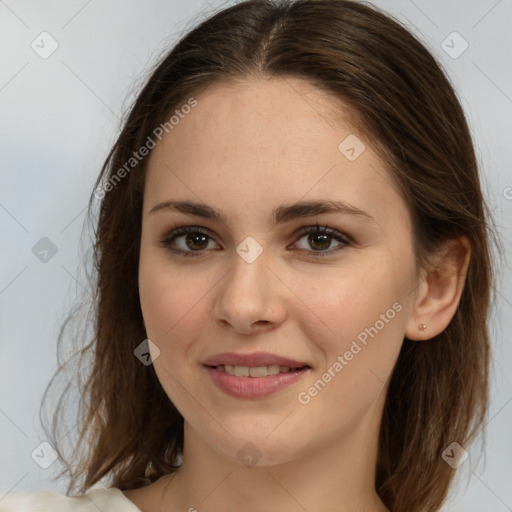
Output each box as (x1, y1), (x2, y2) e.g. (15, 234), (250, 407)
(0, 488), (143, 511)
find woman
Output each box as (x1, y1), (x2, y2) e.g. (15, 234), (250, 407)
(0, 0), (500, 511)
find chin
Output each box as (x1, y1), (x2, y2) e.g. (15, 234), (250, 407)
(203, 428), (305, 468)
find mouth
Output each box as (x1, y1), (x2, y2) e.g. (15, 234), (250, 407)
(203, 363), (311, 399)
(203, 363), (311, 378)
(202, 351), (311, 372)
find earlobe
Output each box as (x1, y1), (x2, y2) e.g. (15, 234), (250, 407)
(405, 236), (471, 341)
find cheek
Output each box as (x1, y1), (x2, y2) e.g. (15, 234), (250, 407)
(293, 258), (409, 402)
(139, 257), (209, 344)
(298, 258), (406, 340)
(138, 253), (213, 406)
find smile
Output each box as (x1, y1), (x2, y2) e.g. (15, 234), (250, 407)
(203, 364), (311, 399)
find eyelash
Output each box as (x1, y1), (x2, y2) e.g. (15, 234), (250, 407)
(159, 222), (351, 259)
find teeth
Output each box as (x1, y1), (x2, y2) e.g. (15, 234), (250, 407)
(250, 365), (279, 377)
(218, 364), (299, 377)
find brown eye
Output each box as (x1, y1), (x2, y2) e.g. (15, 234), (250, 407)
(160, 226), (219, 257)
(307, 232), (332, 251)
(294, 224), (350, 257)
(183, 232), (209, 251)
(160, 223), (350, 258)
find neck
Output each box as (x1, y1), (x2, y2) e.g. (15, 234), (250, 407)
(157, 398), (388, 512)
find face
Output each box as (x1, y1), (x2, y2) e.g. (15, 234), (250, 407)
(138, 77), (420, 467)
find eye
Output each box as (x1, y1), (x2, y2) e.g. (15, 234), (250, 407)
(159, 222), (351, 258)
(160, 225), (219, 257)
(292, 223), (350, 257)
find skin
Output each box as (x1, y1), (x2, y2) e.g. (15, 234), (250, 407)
(125, 76), (470, 512)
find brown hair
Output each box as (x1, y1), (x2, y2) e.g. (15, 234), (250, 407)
(41, 1), (502, 511)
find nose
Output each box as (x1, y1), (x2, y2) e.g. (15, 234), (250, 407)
(212, 246), (287, 335)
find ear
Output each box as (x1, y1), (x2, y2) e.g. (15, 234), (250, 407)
(405, 236), (471, 341)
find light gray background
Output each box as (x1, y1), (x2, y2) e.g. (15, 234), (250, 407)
(1, 1), (511, 510)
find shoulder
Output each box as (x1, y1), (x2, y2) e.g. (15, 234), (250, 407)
(0, 487), (142, 511)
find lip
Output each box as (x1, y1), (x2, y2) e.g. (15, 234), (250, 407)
(202, 351), (311, 369)
(204, 365), (311, 399)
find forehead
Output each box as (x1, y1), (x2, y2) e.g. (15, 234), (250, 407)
(159, 77), (359, 162)
(144, 77), (410, 231)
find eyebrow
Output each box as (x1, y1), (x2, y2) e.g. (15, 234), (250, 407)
(149, 199), (374, 226)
